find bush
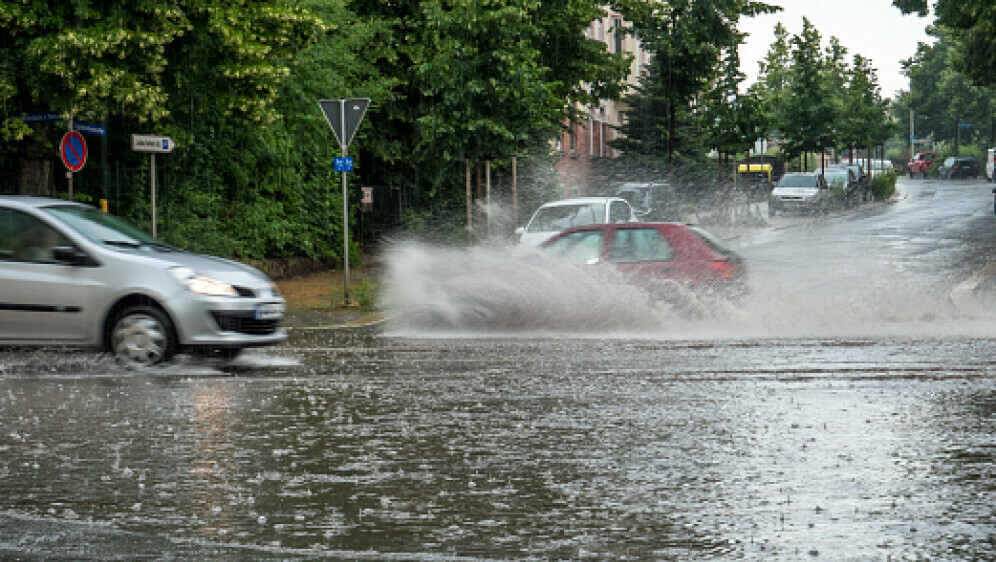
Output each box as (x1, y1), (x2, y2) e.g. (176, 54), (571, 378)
(870, 171), (897, 200)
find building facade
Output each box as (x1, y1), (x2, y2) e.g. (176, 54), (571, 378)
(554, 9), (649, 196)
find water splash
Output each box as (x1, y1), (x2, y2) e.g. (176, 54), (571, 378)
(380, 240), (992, 339)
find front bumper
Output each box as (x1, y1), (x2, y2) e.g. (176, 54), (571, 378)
(166, 289), (288, 348)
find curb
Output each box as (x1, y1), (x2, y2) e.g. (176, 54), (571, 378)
(285, 312), (392, 331)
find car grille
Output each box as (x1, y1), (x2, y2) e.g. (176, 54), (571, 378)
(210, 311), (280, 335)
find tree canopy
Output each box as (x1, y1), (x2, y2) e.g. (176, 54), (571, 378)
(893, 0), (996, 88)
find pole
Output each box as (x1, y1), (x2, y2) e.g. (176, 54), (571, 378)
(150, 153), (157, 238)
(910, 109), (915, 160)
(485, 160), (491, 238)
(465, 161), (472, 246)
(67, 112), (74, 200)
(340, 100), (350, 304)
(511, 156), (518, 232)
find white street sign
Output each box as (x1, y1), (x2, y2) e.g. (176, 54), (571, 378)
(131, 134), (175, 153)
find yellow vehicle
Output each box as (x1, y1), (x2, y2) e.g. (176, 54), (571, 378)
(737, 163), (773, 188)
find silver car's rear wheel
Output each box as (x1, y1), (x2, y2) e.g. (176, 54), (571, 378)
(110, 306), (176, 366)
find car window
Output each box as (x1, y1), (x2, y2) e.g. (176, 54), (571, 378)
(778, 175), (817, 187)
(528, 203), (602, 232)
(44, 204), (156, 245)
(608, 227), (674, 263)
(608, 201), (632, 223)
(0, 208), (70, 263)
(688, 226), (740, 259)
(824, 173), (847, 187)
(544, 230), (604, 264)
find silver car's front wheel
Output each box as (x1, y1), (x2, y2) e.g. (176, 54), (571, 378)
(110, 306), (176, 366)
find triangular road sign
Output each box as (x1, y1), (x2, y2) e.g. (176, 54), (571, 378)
(319, 98), (370, 148)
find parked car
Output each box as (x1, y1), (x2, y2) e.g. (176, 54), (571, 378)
(938, 156), (979, 179)
(516, 196), (636, 246)
(769, 172), (829, 216)
(822, 165), (863, 206)
(0, 196), (286, 366)
(986, 148), (995, 182)
(614, 181), (669, 220)
(908, 151), (938, 178)
(541, 222), (748, 297)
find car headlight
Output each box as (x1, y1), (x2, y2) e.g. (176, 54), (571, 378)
(170, 267), (238, 297)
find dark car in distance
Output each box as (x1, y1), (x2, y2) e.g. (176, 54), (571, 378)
(938, 156), (979, 179)
(541, 222), (748, 297)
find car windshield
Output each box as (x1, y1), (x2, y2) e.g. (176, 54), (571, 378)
(778, 175), (818, 188)
(824, 173), (848, 186)
(527, 203), (604, 232)
(543, 229), (603, 264)
(43, 205), (159, 247)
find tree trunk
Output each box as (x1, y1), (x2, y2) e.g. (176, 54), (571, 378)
(19, 158), (53, 196)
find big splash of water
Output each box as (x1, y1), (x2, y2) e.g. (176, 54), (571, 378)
(380, 240), (993, 340)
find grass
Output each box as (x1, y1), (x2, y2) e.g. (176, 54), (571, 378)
(275, 266), (380, 327)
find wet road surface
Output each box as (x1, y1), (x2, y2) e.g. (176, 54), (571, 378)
(1, 177), (995, 559)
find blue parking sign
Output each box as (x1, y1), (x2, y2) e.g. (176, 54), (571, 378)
(334, 157), (354, 172)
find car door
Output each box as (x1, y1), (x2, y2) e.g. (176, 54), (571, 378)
(0, 208), (88, 342)
(606, 226), (680, 282)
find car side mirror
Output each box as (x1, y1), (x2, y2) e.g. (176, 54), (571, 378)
(52, 246), (96, 266)
(514, 226), (525, 236)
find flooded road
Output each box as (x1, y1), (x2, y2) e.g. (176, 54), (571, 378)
(2, 178), (995, 559)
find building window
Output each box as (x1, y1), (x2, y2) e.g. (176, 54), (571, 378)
(612, 18), (623, 53)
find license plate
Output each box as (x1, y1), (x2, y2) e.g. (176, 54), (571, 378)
(254, 303), (284, 320)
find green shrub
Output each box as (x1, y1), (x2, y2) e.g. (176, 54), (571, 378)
(870, 171), (897, 200)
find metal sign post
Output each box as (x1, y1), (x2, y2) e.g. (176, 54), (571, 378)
(319, 98), (370, 304)
(131, 134), (175, 238)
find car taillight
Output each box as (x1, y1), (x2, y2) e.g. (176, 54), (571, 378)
(710, 260), (735, 279)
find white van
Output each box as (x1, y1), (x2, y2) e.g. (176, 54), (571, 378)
(516, 197), (636, 246)
(987, 148), (995, 182)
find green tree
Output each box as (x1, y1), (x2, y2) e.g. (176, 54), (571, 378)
(893, 0), (996, 88)
(892, 31), (995, 151)
(840, 54), (891, 161)
(622, 0), (778, 166)
(748, 21), (790, 142)
(780, 18), (835, 169)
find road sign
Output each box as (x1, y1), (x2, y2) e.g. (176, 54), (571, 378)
(318, 98), (370, 148)
(334, 157), (354, 172)
(17, 112), (62, 123)
(60, 131), (87, 172)
(131, 134), (175, 153)
(73, 122), (106, 136)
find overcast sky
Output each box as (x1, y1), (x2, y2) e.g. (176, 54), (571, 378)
(737, 0), (935, 100)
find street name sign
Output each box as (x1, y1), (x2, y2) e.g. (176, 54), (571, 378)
(131, 134), (175, 153)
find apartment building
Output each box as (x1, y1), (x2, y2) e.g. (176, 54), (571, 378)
(554, 9), (649, 196)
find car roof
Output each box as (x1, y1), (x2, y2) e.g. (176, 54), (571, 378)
(551, 221), (687, 233)
(537, 197), (628, 207)
(0, 195), (88, 209)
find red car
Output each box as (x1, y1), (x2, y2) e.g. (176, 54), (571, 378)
(908, 151), (937, 178)
(541, 222), (748, 296)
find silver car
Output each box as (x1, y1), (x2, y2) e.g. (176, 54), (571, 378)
(515, 197), (636, 246)
(0, 196), (286, 365)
